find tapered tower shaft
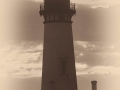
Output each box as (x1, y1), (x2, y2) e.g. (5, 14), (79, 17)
(39, 0), (77, 90)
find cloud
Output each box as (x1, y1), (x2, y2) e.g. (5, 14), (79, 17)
(88, 66), (120, 75)
(73, 41), (120, 76)
(1, 40), (120, 78)
(31, 0), (120, 8)
(76, 0), (120, 8)
(12, 64), (42, 78)
(74, 41), (120, 67)
(75, 62), (89, 75)
(76, 65), (120, 76)
(1, 0), (44, 41)
(1, 0), (120, 42)
(0, 40), (120, 79)
(73, 4), (120, 41)
(0, 41), (43, 78)
(1, 0), (120, 79)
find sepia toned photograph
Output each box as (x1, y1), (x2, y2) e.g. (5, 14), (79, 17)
(0, 0), (120, 90)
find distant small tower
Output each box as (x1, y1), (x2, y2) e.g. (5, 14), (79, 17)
(91, 81), (97, 90)
(39, 0), (77, 90)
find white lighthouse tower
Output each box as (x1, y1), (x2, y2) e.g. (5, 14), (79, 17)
(39, 0), (77, 90)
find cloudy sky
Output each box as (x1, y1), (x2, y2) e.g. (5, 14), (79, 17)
(0, 0), (120, 90)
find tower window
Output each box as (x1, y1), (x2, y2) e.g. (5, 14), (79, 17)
(62, 61), (66, 74)
(50, 81), (55, 90)
(59, 13), (65, 20)
(61, 14), (65, 20)
(59, 58), (68, 77)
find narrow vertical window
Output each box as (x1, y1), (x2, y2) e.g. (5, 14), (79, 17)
(59, 13), (61, 20)
(61, 14), (65, 20)
(49, 13), (50, 20)
(53, 13), (55, 20)
(62, 61), (66, 75)
(50, 81), (55, 90)
(59, 58), (68, 77)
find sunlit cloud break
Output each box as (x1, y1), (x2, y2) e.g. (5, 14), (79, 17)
(0, 41), (120, 78)
(30, 0), (120, 8)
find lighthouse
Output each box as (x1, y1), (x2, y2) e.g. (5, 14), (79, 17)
(39, 0), (77, 90)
